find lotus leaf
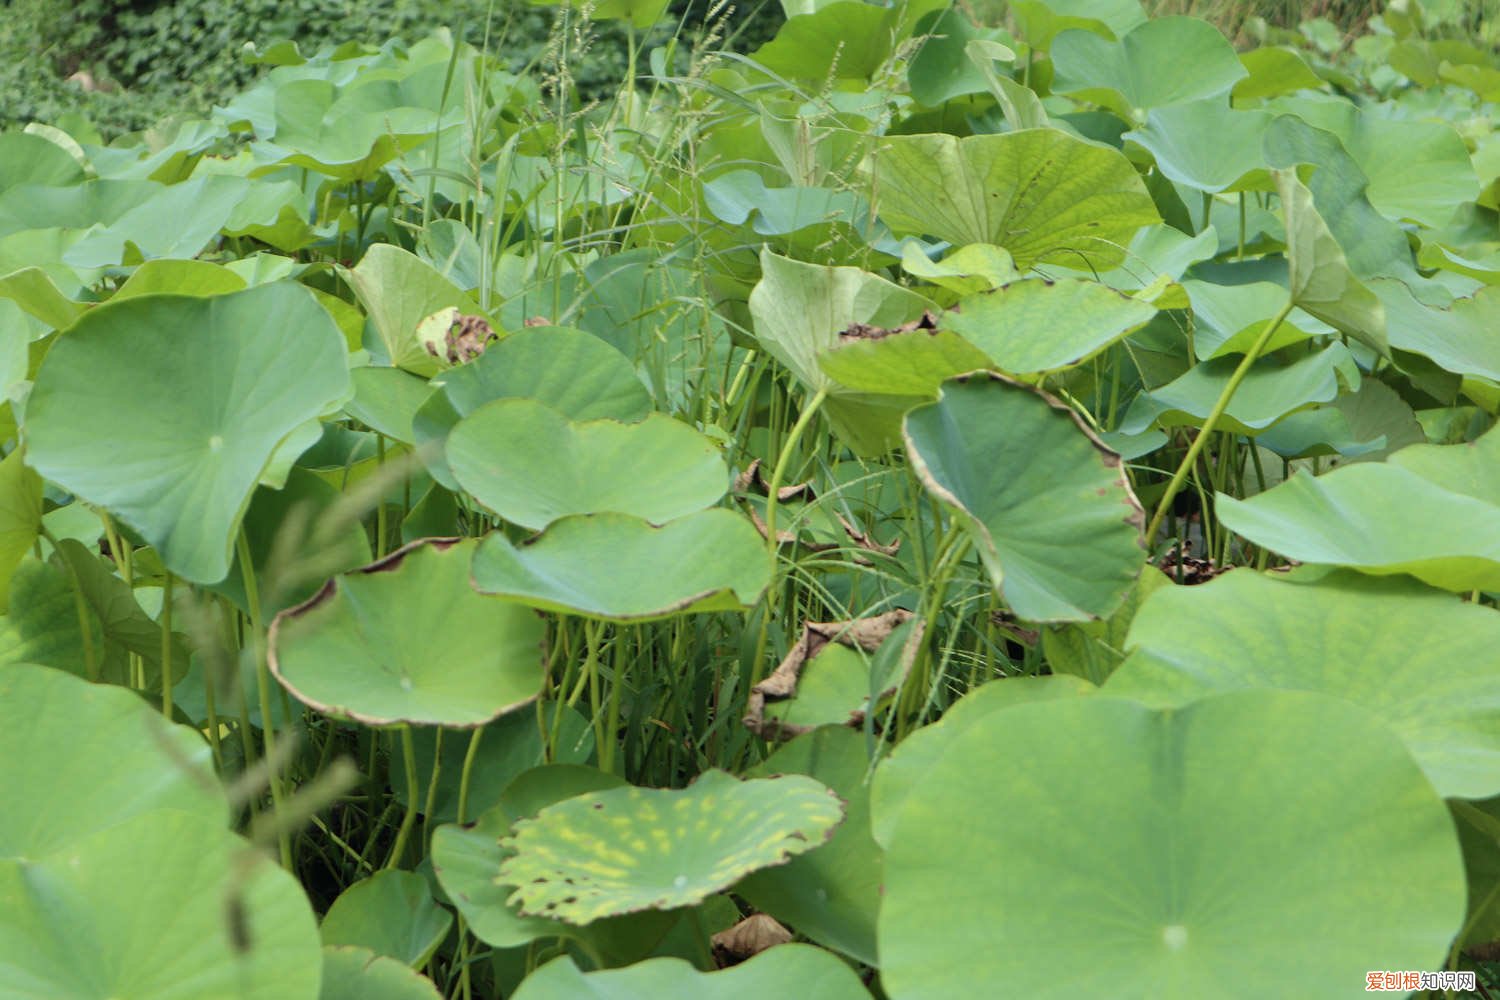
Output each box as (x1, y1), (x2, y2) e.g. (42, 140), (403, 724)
(471, 510), (770, 621)
(904, 374), (1145, 622)
(270, 538), (545, 727)
(1107, 570), (1500, 798)
(24, 281), (351, 585)
(448, 399), (728, 530)
(876, 691), (1465, 999)
(869, 130), (1159, 269)
(498, 770), (843, 923)
(510, 945), (871, 1000)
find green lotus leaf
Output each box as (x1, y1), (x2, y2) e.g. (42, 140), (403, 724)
(1011, 0), (1145, 50)
(869, 130), (1159, 270)
(876, 691), (1465, 999)
(248, 77), (462, 181)
(899, 242), (1019, 296)
(0, 447), (42, 610)
(320, 947), (443, 1000)
(747, 248), (937, 455)
(966, 40), (1049, 130)
(1373, 279), (1500, 383)
(1232, 46), (1324, 102)
(343, 244), (490, 378)
(110, 258), (248, 301)
(432, 764), (676, 959)
(1217, 424), (1500, 593)
(345, 367), (437, 445)
(903, 374), (1145, 622)
(740, 726), (884, 965)
(1051, 16), (1247, 119)
(908, 10), (1013, 106)
(209, 468), (374, 619)
(470, 510), (770, 621)
(871, 675), (1098, 849)
(1263, 114), (1416, 289)
(750, 3), (908, 81)
(748, 248), (934, 394)
(1180, 278), (1328, 359)
(448, 399), (728, 531)
(942, 278), (1157, 375)
(1107, 570), (1500, 799)
(498, 770), (844, 924)
(700, 170), (879, 245)
(0, 132), (87, 189)
(1274, 169), (1387, 353)
(320, 870), (452, 968)
(1266, 95), (1480, 229)
(0, 266), (84, 330)
(0, 809), (322, 999)
(1125, 100), (1272, 194)
(510, 944), (871, 1000)
(52, 537), (191, 688)
(1117, 343), (1360, 435)
(219, 181), (320, 254)
(60, 175), (255, 270)
(0, 663), (224, 858)
(24, 281), (351, 585)
(270, 538), (543, 727)
(0, 558), (103, 680)
(413, 325), (652, 489)
(817, 327), (992, 397)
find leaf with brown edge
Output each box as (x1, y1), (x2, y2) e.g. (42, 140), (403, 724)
(269, 537), (546, 727)
(495, 770), (845, 925)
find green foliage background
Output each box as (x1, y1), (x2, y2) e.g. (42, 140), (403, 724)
(0, 0), (784, 137)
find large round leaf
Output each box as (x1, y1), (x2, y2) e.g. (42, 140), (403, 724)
(448, 399), (728, 530)
(269, 538), (545, 727)
(0, 809), (323, 1000)
(320, 870), (452, 968)
(869, 130), (1159, 270)
(870, 675), (1097, 849)
(24, 281), (351, 585)
(1106, 570), (1500, 799)
(320, 947), (442, 1000)
(0, 663), (224, 858)
(876, 691), (1465, 999)
(431, 764), (677, 962)
(510, 945), (871, 1000)
(1217, 424), (1500, 593)
(470, 510), (770, 621)
(412, 325), (652, 490)
(497, 770), (844, 924)
(903, 374), (1145, 622)
(1125, 101), (1272, 194)
(941, 278), (1157, 375)
(1051, 16), (1247, 119)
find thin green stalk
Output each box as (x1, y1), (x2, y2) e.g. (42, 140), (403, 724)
(161, 571), (174, 720)
(419, 728), (444, 861)
(1145, 298), (1295, 545)
(456, 726), (485, 825)
(751, 386), (829, 685)
(602, 624), (627, 776)
(583, 619), (608, 766)
(386, 725), (420, 869)
(237, 529), (292, 869)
